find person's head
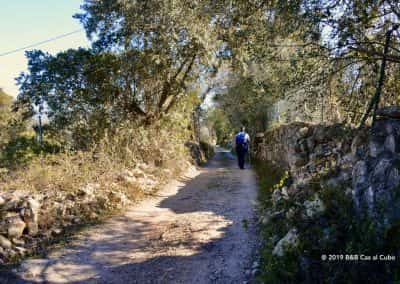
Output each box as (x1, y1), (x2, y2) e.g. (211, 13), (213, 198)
(240, 126), (245, 132)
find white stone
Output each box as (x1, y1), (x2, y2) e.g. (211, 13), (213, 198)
(14, 246), (27, 256)
(12, 238), (25, 246)
(286, 208), (296, 219)
(0, 235), (12, 249)
(298, 127), (309, 137)
(72, 217), (81, 224)
(365, 186), (374, 211)
(352, 160), (368, 187)
(272, 188), (282, 205)
(384, 135), (396, 153)
(52, 228), (62, 235)
(281, 187), (289, 199)
(133, 169), (146, 179)
(121, 169), (134, 177)
(25, 221), (39, 236)
(252, 261), (259, 269)
(304, 195), (325, 218)
(272, 228), (299, 257)
(7, 217), (26, 239)
(369, 141), (384, 158)
(162, 169), (172, 176)
(21, 197), (40, 236)
(80, 183), (99, 196)
(137, 163), (150, 172)
(89, 212), (98, 219)
(123, 175), (137, 184)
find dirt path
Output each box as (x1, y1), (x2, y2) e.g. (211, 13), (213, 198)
(11, 148), (259, 284)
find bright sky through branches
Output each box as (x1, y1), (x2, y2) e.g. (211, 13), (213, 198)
(0, 0), (89, 97)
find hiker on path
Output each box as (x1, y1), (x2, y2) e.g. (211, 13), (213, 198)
(234, 126), (250, 169)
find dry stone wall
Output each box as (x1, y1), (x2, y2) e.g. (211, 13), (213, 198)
(0, 137), (208, 265)
(254, 112), (400, 226)
(254, 107), (400, 282)
(0, 162), (177, 264)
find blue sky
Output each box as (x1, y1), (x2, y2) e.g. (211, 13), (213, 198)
(0, 0), (89, 97)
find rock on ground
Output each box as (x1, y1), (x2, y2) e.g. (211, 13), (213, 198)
(11, 147), (260, 284)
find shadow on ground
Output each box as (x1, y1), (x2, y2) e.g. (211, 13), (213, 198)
(2, 148), (258, 284)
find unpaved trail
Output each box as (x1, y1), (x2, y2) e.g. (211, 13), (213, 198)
(10, 148), (259, 284)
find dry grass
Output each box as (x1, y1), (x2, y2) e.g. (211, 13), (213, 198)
(0, 122), (192, 199)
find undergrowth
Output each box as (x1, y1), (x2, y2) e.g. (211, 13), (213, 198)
(0, 94), (216, 265)
(254, 161), (400, 284)
(1, 122), (191, 194)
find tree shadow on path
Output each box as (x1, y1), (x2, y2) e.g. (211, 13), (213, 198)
(4, 148), (259, 284)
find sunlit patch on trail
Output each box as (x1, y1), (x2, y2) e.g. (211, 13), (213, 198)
(16, 150), (257, 284)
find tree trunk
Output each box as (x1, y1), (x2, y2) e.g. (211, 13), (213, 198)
(359, 25), (399, 128)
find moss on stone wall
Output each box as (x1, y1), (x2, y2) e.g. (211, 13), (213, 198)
(254, 120), (400, 283)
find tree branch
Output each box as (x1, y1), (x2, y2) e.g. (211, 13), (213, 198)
(163, 53), (197, 114)
(359, 24), (399, 128)
(157, 54), (193, 110)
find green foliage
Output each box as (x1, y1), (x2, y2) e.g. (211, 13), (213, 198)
(199, 141), (214, 160)
(253, 160), (286, 212)
(0, 89), (63, 171)
(204, 108), (233, 146)
(16, 1), (400, 152)
(0, 135), (61, 170)
(16, 0), (229, 150)
(16, 49), (125, 149)
(74, 0), (224, 119)
(254, 161), (300, 283)
(214, 76), (273, 135)
(255, 161), (400, 283)
(0, 89), (32, 168)
(12, 1), (400, 152)
(4, 1), (400, 276)
(205, 1), (400, 128)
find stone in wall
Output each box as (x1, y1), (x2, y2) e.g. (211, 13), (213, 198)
(352, 118), (400, 224)
(272, 228), (299, 257)
(254, 107), (400, 227)
(0, 158), (171, 264)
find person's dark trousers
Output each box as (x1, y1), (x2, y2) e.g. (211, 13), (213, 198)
(236, 146), (246, 169)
